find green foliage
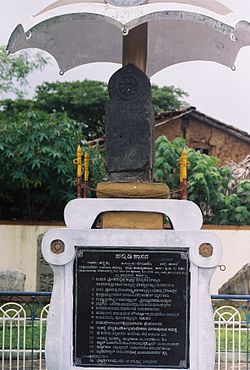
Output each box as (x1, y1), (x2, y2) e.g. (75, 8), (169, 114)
(0, 98), (33, 112)
(0, 52), (186, 219)
(151, 85), (188, 113)
(0, 46), (47, 98)
(155, 136), (185, 196)
(34, 80), (109, 139)
(215, 328), (248, 352)
(212, 181), (250, 225)
(87, 144), (106, 192)
(155, 136), (250, 225)
(0, 111), (105, 220)
(0, 80), (187, 140)
(0, 321), (46, 350)
(33, 81), (186, 138)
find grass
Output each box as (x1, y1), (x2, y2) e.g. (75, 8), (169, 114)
(213, 300), (250, 353)
(1, 322), (248, 353)
(0, 301), (249, 354)
(0, 322), (46, 350)
(215, 328), (249, 352)
(0, 301), (49, 350)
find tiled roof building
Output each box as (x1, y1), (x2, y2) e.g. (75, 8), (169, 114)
(155, 107), (250, 165)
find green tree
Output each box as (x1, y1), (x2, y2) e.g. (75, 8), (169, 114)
(155, 136), (250, 225)
(0, 58), (187, 220)
(34, 80), (108, 139)
(34, 81), (187, 138)
(0, 111), (105, 220)
(0, 46), (47, 98)
(212, 181), (250, 225)
(152, 85), (188, 113)
(0, 80), (187, 139)
(34, 82), (187, 119)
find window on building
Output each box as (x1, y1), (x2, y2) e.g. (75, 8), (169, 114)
(194, 147), (210, 155)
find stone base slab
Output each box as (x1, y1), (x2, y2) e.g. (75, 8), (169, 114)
(96, 182), (169, 229)
(96, 182), (169, 198)
(102, 211), (163, 229)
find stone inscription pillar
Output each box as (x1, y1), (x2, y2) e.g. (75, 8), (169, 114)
(98, 63), (169, 229)
(105, 63), (155, 182)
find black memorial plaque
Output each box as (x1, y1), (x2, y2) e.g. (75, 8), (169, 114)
(73, 248), (190, 368)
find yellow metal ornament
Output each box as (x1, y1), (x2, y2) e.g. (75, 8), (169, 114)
(179, 147), (188, 200)
(84, 151), (90, 198)
(73, 145), (83, 198)
(180, 147), (187, 184)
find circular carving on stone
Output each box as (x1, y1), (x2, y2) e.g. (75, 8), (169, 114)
(50, 239), (65, 255)
(116, 74), (141, 101)
(199, 243), (213, 258)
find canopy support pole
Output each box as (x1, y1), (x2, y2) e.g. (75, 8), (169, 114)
(122, 23), (148, 73)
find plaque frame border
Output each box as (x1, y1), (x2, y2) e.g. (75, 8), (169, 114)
(73, 246), (191, 368)
(42, 198), (222, 370)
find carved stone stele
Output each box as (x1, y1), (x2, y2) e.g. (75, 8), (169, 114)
(219, 263), (250, 294)
(105, 63), (155, 181)
(0, 270), (26, 291)
(37, 233), (53, 292)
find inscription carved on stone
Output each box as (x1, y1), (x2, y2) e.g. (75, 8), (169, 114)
(199, 243), (213, 258)
(37, 233), (53, 292)
(105, 63), (155, 181)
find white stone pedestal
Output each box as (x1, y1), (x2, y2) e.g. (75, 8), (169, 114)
(42, 199), (222, 370)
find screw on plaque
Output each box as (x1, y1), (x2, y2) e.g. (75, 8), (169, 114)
(50, 239), (65, 255)
(199, 243), (213, 258)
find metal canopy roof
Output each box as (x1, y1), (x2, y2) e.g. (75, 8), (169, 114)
(7, 1), (250, 76)
(35, 0), (232, 14)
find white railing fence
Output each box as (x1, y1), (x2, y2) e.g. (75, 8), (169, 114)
(0, 294), (249, 370)
(214, 305), (242, 370)
(0, 293), (50, 370)
(213, 297), (250, 370)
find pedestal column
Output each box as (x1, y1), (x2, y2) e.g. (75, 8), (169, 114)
(98, 62), (169, 229)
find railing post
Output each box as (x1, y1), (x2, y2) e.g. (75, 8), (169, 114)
(31, 295), (36, 370)
(246, 298), (250, 370)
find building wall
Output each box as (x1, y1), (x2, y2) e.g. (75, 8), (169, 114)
(0, 223), (249, 294)
(188, 118), (250, 165)
(0, 224), (63, 291)
(156, 118), (183, 141)
(203, 226), (250, 294)
(155, 116), (250, 165)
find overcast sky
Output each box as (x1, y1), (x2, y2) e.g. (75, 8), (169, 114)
(1, 0), (250, 133)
